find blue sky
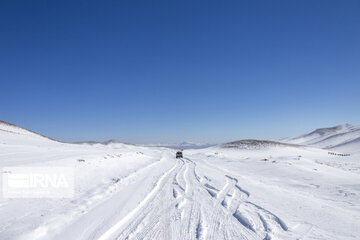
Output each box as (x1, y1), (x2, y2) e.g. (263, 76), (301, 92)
(1, 0), (359, 143)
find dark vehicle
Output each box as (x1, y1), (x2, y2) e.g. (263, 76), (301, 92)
(176, 151), (183, 158)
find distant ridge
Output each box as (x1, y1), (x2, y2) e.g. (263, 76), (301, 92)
(222, 139), (301, 150)
(73, 139), (134, 146)
(144, 142), (216, 149)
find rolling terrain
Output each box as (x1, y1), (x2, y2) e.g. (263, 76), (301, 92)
(0, 121), (359, 239)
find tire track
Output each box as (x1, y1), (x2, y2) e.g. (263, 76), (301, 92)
(99, 155), (291, 240)
(98, 161), (180, 240)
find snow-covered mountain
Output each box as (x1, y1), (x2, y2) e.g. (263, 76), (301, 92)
(283, 124), (360, 153)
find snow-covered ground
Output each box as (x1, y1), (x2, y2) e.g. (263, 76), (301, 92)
(0, 121), (359, 239)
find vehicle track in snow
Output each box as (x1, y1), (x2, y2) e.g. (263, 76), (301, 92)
(94, 155), (293, 240)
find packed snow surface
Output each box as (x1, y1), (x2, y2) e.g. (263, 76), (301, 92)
(0, 122), (359, 239)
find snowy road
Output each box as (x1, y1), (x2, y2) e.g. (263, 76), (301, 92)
(53, 156), (293, 240)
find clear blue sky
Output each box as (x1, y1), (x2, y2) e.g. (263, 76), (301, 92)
(1, 0), (359, 143)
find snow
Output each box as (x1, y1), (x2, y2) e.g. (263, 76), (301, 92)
(0, 122), (359, 239)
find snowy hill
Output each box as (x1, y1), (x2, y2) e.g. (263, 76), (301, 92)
(222, 139), (301, 150)
(283, 124), (360, 153)
(0, 120), (51, 139)
(0, 120), (59, 146)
